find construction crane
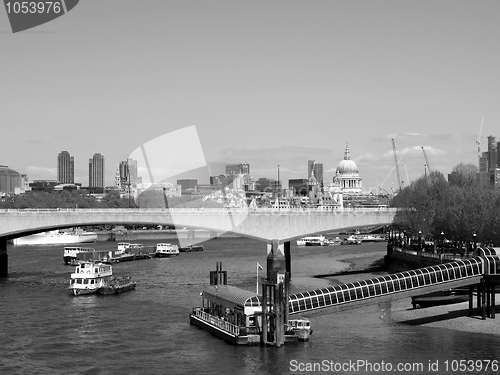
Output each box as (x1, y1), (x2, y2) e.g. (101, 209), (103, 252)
(422, 147), (431, 177)
(476, 118), (484, 157)
(404, 165), (410, 185)
(391, 139), (403, 190)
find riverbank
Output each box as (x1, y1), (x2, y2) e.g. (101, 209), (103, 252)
(311, 246), (500, 337)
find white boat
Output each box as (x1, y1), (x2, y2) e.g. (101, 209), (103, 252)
(63, 246), (96, 265)
(356, 234), (386, 242)
(68, 260), (136, 296)
(14, 228), (98, 246)
(116, 242), (131, 254)
(325, 237), (342, 246)
(286, 318), (313, 341)
(155, 243), (180, 258)
(342, 235), (362, 245)
(297, 235), (327, 246)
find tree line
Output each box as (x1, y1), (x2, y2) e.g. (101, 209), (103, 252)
(391, 163), (500, 247)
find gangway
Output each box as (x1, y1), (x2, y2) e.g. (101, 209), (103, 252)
(288, 251), (500, 315)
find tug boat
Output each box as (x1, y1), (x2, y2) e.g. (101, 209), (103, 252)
(155, 243), (180, 258)
(68, 260), (136, 296)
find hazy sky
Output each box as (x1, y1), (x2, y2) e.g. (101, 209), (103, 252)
(1, 1), (499, 192)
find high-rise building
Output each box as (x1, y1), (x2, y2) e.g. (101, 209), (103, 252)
(225, 162), (250, 175)
(117, 158), (138, 189)
(313, 163), (324, 184)
(57, 151), (74, 184)
(307, 160), (315, 180)
(89, 153), (105, 187)
(478, 135), (500, 188)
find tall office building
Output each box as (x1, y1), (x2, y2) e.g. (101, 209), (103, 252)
(57, 151), (74, 184)
(478, 135), (500, 188)
(225, 162), (250, 175)
(117, 158), (138, 188)
(89, 153), (105, 187)
(313, 163), (324, 184)
(307, 160), (315, 180)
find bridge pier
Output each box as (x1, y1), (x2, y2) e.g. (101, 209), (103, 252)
(0, 239), (7, 278)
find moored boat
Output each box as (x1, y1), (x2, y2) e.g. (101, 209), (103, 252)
(286, 318), (313, 341)
(325, 237), (342, 246)
(63, 246), (96, 265)
(14, 228), (98, 246)
(179, 244), (204, 252)
(355, 234), (386, 242)
(68, 260), (136, 296)
(155, 243), (179, 258)
(342, 235), (362, 245)
(297, 235), (327, 246)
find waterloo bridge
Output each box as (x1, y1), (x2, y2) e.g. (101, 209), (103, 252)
(0, 206), (397, 277)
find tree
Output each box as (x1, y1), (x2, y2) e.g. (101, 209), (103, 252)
(449, 162), (478, 188)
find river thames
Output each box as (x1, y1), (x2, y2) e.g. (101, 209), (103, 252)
(1, 236), (499, 375)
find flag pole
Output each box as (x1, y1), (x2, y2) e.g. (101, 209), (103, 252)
(256, 262), (259, 294)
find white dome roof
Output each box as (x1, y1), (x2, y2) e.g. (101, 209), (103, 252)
(336, 144), (359, 175)
(337, 159), (359, 174)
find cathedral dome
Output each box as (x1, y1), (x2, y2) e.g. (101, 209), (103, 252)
(336, 144), (359, 175)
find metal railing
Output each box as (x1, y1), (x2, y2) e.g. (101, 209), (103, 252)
(0, 207), (397, 214)
(193, 308), (241, 336)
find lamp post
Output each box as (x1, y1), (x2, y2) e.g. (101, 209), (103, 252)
(440, 231), (444, 254)
(473, 233), (477, 255)
(418, 231), (422, 251)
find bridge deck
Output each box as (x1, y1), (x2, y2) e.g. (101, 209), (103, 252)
(288, 257), (499, 315)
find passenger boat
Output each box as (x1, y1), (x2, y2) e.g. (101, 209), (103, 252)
(63, 246), (96, 265)
(190, 285), (312, 345)
(155, 243), (180, 258)
(297, 235), (327, 246)
(68, 260), (136, 296)
(13, 228), (98, 246)
(179, 244), (204, 252)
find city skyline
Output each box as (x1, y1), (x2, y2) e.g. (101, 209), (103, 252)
(1, 1), (500, 192)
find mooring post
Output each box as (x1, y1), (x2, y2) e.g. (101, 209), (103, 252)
(284, 241), (291, 279)
(264, 240), (288, 347)
(477, 282), (481, 316)
(486, 281), (491, 318)
(0, 238), (8, 278)
(481, 279), (486, 320)
(491, 283), (496, 319)
(468, 285), (474, 317)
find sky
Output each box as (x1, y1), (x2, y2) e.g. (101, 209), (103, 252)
(1, 1), (499, 193)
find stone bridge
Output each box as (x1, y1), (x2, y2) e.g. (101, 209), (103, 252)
(0, 207), (396, 277)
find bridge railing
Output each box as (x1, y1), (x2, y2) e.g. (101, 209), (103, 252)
(0, 207), (397, 214)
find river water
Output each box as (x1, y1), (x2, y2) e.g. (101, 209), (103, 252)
(1, 237), (500, 375)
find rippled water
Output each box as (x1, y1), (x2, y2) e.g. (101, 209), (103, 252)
(1, 237), (500, 374)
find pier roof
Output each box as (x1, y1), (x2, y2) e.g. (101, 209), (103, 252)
(202, 285), (261, 308)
